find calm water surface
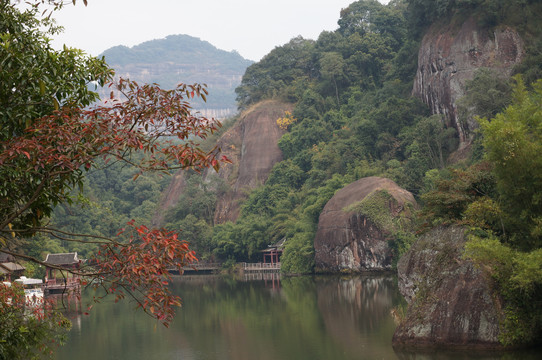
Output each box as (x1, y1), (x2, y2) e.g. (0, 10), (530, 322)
(54, 274), (540, 360)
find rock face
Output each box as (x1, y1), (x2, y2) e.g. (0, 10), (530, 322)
(153, 100), (291, 226)
(211, 100), (292, 223)
(413, 17), (524, 145)
(314, 177), (417, 272)
(393, 226), (502, 348)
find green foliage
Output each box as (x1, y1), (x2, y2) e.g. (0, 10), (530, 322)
(478, 77), (542, 250)
(212, 215), (273, 262)
(235, 36), (315, 109)
(465, 235), (542, 346)
(419, 162), (496, 226)
(280, 231), (315, 274)
(164, 174), (219, 224)
(0, 284), (71, 360)
(0, 3), (110, 139)
(40, 154), (171, 258)
(457, 68), (513, 136)
(266, 159), (306, 189)
(0, 2), (112, 235)
(346, 190), (397, 231)
(407, 0), (510, 33)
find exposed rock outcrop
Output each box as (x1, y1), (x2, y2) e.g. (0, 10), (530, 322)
(211, 100), (292, 223)
(393, 226), (502, 348)
(153, 100), (292, 226)
(413, 17), (524, 145)
(314, 177), (417, 272)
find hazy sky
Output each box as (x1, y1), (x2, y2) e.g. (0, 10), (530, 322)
(50, 0), (389, 61)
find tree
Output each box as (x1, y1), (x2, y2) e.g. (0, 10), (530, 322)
(478, 76), (542, 249)
(319, 52), (346, 106)
(235, 36), (316, 108)
(0, 0), (229, 354)
(0, 282), (71, 359)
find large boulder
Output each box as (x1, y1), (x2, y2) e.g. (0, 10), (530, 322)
(413, 17), (524, 146)
(314, 177), (417, 272)
(392, 226), (502, 348)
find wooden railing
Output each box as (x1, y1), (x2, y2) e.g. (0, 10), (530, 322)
(45, 277), (80, 286)
(182, 263), (221, 271)
(242, 262), (281, 272)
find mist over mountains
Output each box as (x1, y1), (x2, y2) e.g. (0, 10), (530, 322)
(100, 34), (253, 117)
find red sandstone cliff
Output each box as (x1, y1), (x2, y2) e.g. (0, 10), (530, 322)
(153, 100), (292, 226)
(393, 226), (502, 348)
(413, 17), (524, 146)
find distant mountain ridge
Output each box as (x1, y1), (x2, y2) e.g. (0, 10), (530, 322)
(100, 34), (253, 117)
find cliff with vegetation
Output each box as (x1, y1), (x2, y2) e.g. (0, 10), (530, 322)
(40, 0), (542, 348)
(210, 101), (293, 224)
(154, 100), (292, 226)
(393, 226), (502, 348)
(413, 17), (524, 146)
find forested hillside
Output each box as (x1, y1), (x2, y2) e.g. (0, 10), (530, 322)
(205, 0), (542, 271)
(32, 0), (542, 345)
(44, 0), (542, 265)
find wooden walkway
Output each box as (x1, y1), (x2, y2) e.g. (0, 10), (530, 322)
(168, 263), (221, 274)
(168, 262), (281, 274)
(242, 262), (281, 273)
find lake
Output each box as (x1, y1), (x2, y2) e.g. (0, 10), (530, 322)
(53, 274), (540, 360)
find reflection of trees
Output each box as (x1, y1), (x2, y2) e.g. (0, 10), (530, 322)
(316, 275), (397, 332)
(57, 275), (403, 360)
(49, 293), (83, 332)
(315, 275), (401, 359)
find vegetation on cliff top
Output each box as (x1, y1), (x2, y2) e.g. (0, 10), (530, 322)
(11, 0), (542, 348)
(421, 77), (542, 345)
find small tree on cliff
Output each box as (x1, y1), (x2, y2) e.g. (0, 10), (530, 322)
(0, 1), (228, 356)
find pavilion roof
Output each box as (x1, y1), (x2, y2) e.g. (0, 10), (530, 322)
(0, 251), (15, 263)
(0, 262), (25, 272)
(262, 238), (287, 252)
(44, 252), (81, 266)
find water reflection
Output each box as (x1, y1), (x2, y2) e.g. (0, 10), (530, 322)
(315, 276), (401, 359)
(47, 292), (83, 332)
(53, 275), (539, 360)
(394, 347), (542, 360)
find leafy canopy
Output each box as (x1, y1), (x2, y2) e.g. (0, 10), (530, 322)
(0, 4), (229, 357)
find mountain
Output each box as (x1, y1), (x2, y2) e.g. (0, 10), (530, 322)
(100, 34), (253, 118)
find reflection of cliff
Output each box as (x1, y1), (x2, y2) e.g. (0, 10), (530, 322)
(315, 276), (401, 358)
